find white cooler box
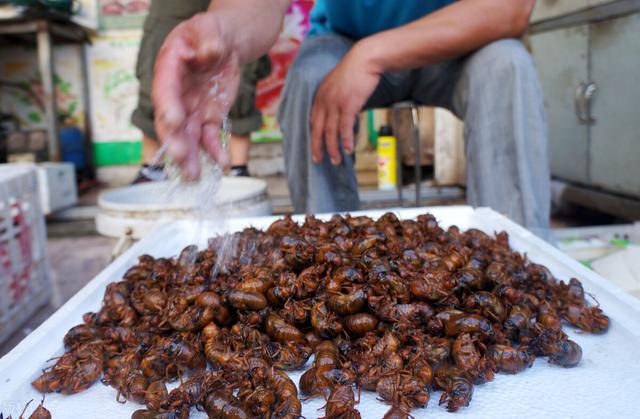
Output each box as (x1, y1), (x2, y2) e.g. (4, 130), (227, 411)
(36, 162), (78, 215)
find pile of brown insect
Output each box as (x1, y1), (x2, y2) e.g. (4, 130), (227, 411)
(32, 213), (609, 418)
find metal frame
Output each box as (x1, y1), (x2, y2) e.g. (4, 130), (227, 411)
(392, 102), (423, 207)
(552, 180), (640, 220)
(36, 21), (59, 161)
(530, 0), (640, 33)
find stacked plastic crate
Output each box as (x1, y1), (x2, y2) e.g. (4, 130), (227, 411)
(0, 166), (50, 344)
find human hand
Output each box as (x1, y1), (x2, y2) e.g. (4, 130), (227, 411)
(153, 13), (240, 180)
(310, 43), (382, 165)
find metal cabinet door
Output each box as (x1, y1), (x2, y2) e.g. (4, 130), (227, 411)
(590, 13), (640, 198)
(530, 25), (590, 184)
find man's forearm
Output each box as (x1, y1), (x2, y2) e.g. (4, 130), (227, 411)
(207, 0), (291, 64)
(356, 0), (535, 73)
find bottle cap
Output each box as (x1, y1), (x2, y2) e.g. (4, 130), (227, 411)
(378, 125), (393, 136)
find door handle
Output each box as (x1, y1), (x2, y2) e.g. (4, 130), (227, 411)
(575, 82), (597, 125)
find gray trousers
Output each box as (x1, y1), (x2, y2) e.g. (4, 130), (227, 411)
(278, 34), (551, 238)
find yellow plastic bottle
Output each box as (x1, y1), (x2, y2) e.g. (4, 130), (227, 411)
(377, 125), (397, 191)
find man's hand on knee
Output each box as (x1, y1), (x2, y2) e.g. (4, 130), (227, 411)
(310, 44), (381, 166)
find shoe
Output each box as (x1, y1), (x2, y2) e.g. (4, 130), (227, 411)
(131, 164), (167, 184)
(228, 165), (250, 177)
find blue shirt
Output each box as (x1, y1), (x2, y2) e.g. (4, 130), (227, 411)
(308, 0), (456, 40)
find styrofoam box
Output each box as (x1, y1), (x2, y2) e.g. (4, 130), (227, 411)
(0, 165), (51, 346)
(1, 207), (640, 418)
(36, 163), (78, 215)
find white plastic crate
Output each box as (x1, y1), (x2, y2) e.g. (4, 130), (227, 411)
(0, 165), (51, 344)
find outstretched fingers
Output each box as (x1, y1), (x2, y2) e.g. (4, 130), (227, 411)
(311, 104), (326, 164)
(324, 107), (342, 166)
(338, 104), (358, 156)
(153, 33), (194, 165)
(202, 122), (229, 168)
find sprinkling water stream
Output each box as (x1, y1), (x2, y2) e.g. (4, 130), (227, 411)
(145, 72), (240, 279)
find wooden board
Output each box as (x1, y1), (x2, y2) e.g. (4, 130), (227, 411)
(434, 108), (466, 186)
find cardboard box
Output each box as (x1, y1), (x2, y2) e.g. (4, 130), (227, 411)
(98, 0), (149, 30)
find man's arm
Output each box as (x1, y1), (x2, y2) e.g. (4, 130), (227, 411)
(205, 0), (291, 65)
(357, 0), (536, 74)
(152, 0), (290, 177)
(311, 0), (536, 166)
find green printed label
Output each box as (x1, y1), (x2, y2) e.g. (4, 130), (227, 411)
(93, 141), (142, 166)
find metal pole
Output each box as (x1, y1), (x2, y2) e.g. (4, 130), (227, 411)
(80, 43), (95, 177)
(37, 21), (60, 161)
(393, 108), (403, 206)
(412, 106), (421, 207)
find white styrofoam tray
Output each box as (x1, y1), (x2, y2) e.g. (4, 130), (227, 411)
(1, 207), (640, 418)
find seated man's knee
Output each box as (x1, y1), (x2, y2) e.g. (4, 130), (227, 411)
(288, 36), (350, 87)
(280, 53), (335, 126)
(289, 56), (339, 89)
(470, 39), (535, 80)
(288, 61), (330, 89)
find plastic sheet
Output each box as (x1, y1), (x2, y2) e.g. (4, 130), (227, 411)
(2, 207), (640, 418)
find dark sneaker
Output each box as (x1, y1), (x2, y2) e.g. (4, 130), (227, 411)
(131, 164), (167, 184)
(228, 165), (250, 177)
